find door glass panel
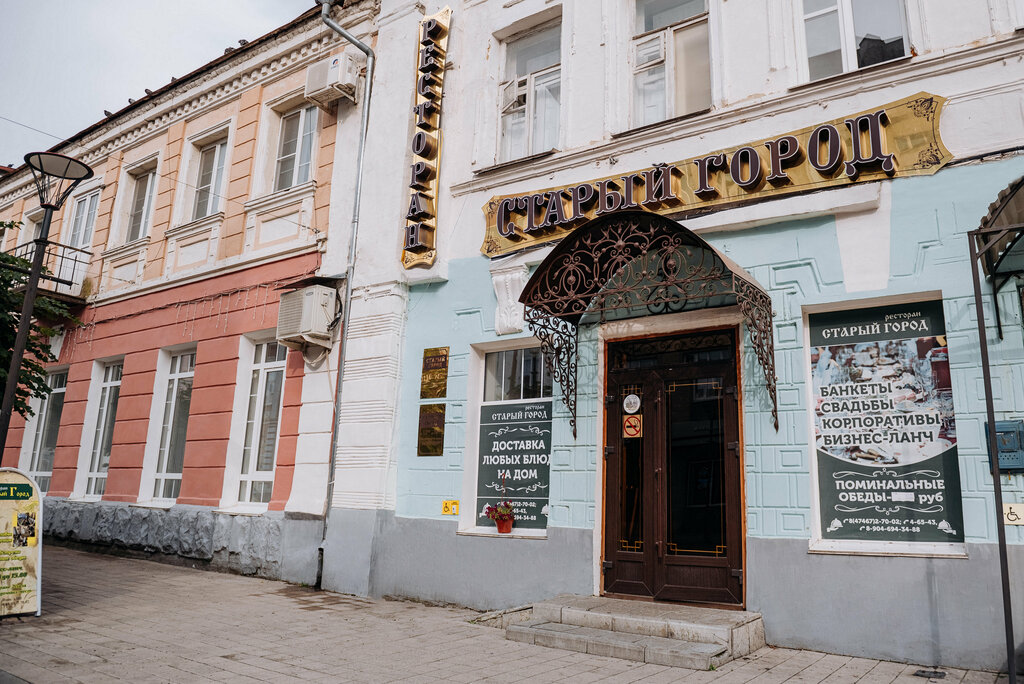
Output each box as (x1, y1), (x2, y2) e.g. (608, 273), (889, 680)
(665, 378), (725, 556)
(619, 384), (644, 552)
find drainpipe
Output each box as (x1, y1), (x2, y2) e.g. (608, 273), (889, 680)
(316, 0), (376, 587)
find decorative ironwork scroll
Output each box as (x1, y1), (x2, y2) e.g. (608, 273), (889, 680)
(520, 211), (778, 436)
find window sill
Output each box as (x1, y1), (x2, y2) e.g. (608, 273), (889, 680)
(244, 180), (316, 215)
(67, 494), (102, 503)
(130, 501), (174, 511)
(472, 149), (557, 177)
(214, 505), (268, 517)
(457, 526), (547, 539)
(101, 235), (150, 261)
(612, 107), (713, 140)
(788, 54), (914, 93)
(165, 212), (224, 240)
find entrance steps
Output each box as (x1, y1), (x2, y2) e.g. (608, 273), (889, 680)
(506, 594), (765, 669)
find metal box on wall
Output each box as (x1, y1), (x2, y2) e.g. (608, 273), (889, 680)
(985, 420), (1024, 473)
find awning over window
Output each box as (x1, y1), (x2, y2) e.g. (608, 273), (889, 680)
(974, 175), (1024, 336)
(519, 211), (778, 436)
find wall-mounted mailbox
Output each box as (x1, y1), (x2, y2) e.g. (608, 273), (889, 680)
(985, 420), (1024, 474)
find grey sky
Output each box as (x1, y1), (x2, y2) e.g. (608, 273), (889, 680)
(0, 0), (316, 166)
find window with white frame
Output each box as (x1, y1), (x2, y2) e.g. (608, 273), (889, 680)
(193, 141), (228, 221)
(499, 24), (561, 162)
(238, 341), (288, 504)
(67, 191), (99, 249)
(29, 371), (67, 493)
(126, 168), (156, 242)
(632, 0), (711, 127)
(274, 106), (318, 192)
(484, 347), (553, 403)
(153, 351), (195, 501)
(802, 0), (909, 82)
(87, 362), (122, 496)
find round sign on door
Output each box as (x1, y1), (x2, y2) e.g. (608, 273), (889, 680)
(622, 414), (642, 439)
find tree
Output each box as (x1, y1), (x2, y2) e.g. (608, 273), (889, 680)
(0, 220), (77, 419)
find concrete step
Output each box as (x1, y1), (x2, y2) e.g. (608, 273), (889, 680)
(514, 594), (765, 665)
(508, 620), (729, 669)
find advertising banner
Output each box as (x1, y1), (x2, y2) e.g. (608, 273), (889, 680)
(808, 301), (964, 544)
(477, 401), (552, 530)
(0, 469), (41, 617)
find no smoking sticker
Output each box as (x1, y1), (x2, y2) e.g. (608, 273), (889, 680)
(623, 414), (642, 439)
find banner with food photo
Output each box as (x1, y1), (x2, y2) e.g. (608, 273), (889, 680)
(808, 300), (964, 544)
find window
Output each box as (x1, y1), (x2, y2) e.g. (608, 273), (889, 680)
(68, 192), (99, 249)
(238, 342), (288, 504)
(88, 362), (122, 497)
(126, 169), (156, 242)
(802, 0), (908, 82)
(484, 348), (553, 402)
(274, 106), (318, 192)
(153, 351), (195, 501)
(193, 141), (227, 221)
(632, 0), (711, 127)
(29, 371), (67, 493)
(499, 25), (561, 162)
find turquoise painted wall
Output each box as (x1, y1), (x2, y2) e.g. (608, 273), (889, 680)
(396, 156), (1024, 545)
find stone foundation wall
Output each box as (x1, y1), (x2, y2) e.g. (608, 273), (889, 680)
(44, 498), (323, 585)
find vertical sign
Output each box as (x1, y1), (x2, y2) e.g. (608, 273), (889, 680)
(417, 404), (446, 457)
(477, 401), (552, 530)
(402, 7), (452, 270)
(420, 347), (449, 399)
(0, 469), (41, 617)
(809, 300), (964, 545)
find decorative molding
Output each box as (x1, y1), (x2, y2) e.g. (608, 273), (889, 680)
(490, 262), (530, 335)
(100, 235), (151, 262)
(164, 212), (224, 240)
(243, 181), (316, 215)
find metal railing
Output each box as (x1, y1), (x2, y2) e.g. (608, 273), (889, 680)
(4, 240), (92, 298)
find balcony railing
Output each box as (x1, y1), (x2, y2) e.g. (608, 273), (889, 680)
(4, 240), (92, 299)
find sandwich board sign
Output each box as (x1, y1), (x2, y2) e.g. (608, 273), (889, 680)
(0, 468), (41, 617)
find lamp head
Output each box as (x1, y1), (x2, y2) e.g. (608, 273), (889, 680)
(24, 152), (94, 210)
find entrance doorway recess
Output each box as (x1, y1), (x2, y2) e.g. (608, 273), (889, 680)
(604, 329), (742, 605)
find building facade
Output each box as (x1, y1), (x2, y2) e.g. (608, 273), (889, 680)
(316, 0), (1024, 672)
(2, 0), (1024, 672)
(1, 3), (377, 583)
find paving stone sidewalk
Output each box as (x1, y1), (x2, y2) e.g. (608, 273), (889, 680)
(0, 547), (1007, 683)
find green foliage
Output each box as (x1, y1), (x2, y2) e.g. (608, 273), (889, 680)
(0, 220), (77, 419)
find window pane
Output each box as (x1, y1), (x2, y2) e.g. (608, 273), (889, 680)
(484, 352), (503, 402)
(804, 0), (836, 13)
(501, 349), (523, 401)
(256, 370), (284, 471)
(193, 146), (217, 220)
(275, 112), (301, 191)
(211, 143), (227, 211)
(165, 377), (192, 474)
(500, 109), (526, 162)
(97, 385), (119, 472)
(70, 197), (87, 247)
(673, 19), (711, 114)
(127, 173), (150, 241)
(506, 26), (560, 78)
(852, 0), (906, 68)
(634, 63), (667, 126)
(531, 69), (560, 154)
(637, 0), (706, 33)
(34, 389), (64, 474)
(522, 348), (544, 399)
(297, 107), (317, 185)
(805, 10), (843, 80)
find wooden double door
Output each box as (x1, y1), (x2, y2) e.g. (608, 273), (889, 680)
(603, 329), (743, 605)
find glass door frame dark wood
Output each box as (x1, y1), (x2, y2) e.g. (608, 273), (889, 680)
(601, 326), (745, 607)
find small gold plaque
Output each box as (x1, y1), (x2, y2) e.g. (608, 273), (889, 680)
(417, 403), (446, 457)
(420, 347), (450, 399)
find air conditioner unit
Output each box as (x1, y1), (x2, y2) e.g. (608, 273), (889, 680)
(304, 53), (360, 109)
(276, 284), (338, 351)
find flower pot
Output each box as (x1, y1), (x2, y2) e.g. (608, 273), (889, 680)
(495, 518), (513, 534)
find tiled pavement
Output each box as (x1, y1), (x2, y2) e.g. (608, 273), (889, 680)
(0, 547), (1007, 683)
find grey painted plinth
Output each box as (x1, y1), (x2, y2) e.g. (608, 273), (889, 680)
(44, 497), (322, 585)
(747, 537), (1024, 672)
(320, 509), (593, 609)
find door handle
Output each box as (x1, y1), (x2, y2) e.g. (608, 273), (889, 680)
(656, 540), (664, 559)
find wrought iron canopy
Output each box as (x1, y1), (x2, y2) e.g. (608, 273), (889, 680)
(519, 211), (778, 437)
(973, 174), (1024, 338)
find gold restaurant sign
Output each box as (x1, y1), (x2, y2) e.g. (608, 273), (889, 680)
(481, 93), (950, 258)
(403, 7), (452, 270)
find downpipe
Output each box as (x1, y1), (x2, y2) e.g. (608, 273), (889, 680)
(316, 0), (376, 589)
